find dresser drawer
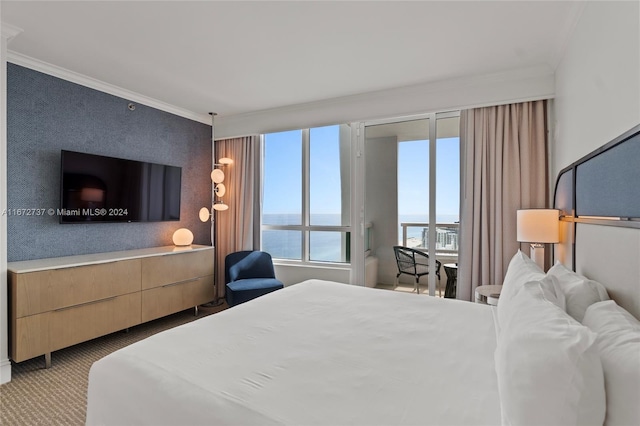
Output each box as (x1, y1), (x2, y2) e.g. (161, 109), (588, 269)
(11, 259), (141, 318)
(49, 292), (141, 353)
(141, 249), (213, 290)
(11, 312), (50, 363)
(12, 292), (141, 362)
(141, 275), (214, 322)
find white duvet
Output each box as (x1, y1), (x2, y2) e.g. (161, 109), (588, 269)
(86, 280), (501, 425)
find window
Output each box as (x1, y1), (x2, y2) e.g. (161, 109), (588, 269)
(394, 114), (460, 255)
(262, 125), (351, 263)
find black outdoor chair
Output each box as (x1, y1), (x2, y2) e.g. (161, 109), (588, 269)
(393, 246), (442, 295)
(443, 264), (457, 298)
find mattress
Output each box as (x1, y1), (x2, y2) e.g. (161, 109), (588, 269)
(86, 280), (501, 425)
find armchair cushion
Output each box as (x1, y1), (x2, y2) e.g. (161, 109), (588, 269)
(224, 251), (283, 307)
(226, 278), (283, 307)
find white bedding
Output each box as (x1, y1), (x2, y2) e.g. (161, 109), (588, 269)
(86, 280), (501, 425)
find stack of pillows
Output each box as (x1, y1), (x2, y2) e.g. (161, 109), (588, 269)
(495, 250), (640, 426)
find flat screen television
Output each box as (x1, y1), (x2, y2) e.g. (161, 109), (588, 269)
(60, 150), (182, 223)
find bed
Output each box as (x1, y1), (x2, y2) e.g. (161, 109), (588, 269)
(87, 281), (501, 425)
(86, 124), (640, 426)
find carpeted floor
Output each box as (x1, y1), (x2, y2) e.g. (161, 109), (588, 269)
(0, 303), (227, 426)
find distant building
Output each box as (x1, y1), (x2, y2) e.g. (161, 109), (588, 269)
(421, 225), (459, 251)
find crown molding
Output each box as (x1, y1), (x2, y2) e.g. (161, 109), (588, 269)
(1, 23), (23, 42)
(7, 51), (211, 125)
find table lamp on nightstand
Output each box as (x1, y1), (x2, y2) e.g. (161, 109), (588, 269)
(516, 209), (560, 271)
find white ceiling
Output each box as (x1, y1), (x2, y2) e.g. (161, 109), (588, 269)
(2, 1), (581, 119)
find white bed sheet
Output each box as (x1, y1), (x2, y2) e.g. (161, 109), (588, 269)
(86, 280), (501, 425)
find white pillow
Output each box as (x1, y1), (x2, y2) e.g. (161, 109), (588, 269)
(547, 262), (609, 322)
(495, 281), (605, 426)
(499, 275), (566, 330)
(583, 300), (640, 426)
(497, 250), (545, 327)
(539, 274), (567, 311)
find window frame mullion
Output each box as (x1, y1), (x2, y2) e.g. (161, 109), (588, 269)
(302, 128), (310, 261)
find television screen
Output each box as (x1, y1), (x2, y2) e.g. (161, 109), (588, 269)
(60, 150), (182, 223)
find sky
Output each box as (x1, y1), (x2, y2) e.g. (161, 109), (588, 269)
(263, 129), (303, 216)
(263, 125), (460, 220)
(398, 136), (460, 218)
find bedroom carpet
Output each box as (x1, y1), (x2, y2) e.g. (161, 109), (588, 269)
(0, 303), (227, 426)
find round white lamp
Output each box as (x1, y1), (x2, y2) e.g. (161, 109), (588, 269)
(214, 183), (226, 197)
(211, 169), (225, 184)
(212, 202), (229, 211)
(199, 207), (211, 222)
(172, 228), (194, 246)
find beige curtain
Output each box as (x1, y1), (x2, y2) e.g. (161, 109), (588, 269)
(457, 100), (548, 301)
(214, 136), (260, 301)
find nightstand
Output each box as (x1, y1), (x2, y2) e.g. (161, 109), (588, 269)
(475, 285), (503, 305)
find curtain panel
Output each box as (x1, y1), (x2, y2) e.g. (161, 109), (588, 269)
(457, 100), (548, 301)
(214, 136), (260, 302)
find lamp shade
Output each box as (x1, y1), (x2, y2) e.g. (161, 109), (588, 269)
(218, 157), (233, 165)
(214, 183), (226, 197)
(199, 207), (211, 222)
(212, 202), (228, 211)
(211, 169), (225, 184)
(172, 228), (194, 246)
(517, 209), (560, 243)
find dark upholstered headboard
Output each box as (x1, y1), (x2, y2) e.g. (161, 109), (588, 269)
(554, 123), (640, 225)
(553, 123), (640, 319)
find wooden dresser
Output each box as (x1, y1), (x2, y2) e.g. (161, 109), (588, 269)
(8, 245), (214, 367)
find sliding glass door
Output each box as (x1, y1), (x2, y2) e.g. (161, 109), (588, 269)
(359, 112), (460, 296)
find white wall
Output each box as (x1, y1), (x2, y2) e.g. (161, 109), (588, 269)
(553, 1), (640, 176)
(0, 26), (9, 385)
(553, 1), (639, 267)
(365, 136), (398, 285)
(0, 20), (22, 385)
(274, 263), (350, 286)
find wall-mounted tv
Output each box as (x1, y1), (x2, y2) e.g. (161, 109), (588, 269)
(60, 150), (182, 223)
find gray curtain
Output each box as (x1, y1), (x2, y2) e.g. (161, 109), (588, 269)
(214, 136), (260, 302)
(457, 100), (548, 301)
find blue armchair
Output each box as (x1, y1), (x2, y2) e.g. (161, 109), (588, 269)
(225, 251), (284, 307)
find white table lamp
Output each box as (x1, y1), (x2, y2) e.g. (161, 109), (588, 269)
(516, 209), (560, 270)
(172, 228), (194, 246)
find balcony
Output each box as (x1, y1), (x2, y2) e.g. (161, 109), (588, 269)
(400, 222), (459, 257)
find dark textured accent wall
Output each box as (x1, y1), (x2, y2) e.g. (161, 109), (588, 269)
(7, 64), (212, 261)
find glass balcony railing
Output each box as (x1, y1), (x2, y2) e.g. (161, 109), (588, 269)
(400, 222), (459, 255)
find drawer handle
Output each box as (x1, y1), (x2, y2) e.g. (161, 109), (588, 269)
(162, 278), (199, 288)
(54, 296), (117, 312)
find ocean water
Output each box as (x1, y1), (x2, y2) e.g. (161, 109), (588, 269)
(262, 213), (459, 262)
(262, 214), (348, 262)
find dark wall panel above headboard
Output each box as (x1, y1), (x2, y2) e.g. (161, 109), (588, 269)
(575, 128), (640, 219)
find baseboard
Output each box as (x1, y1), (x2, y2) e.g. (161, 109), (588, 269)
(0, 357), (11, 384)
